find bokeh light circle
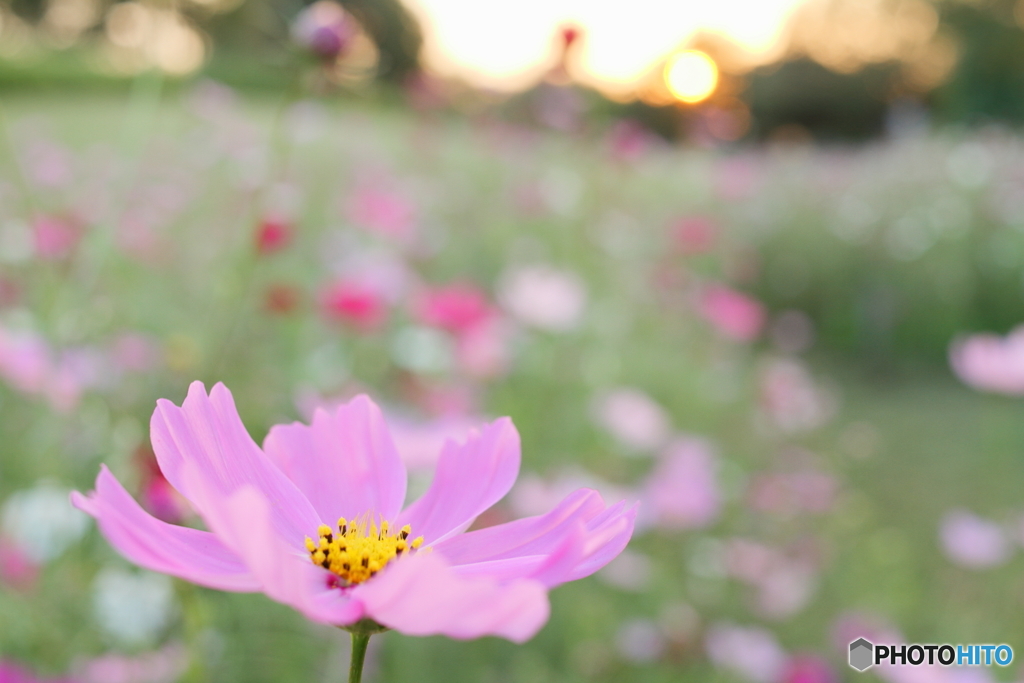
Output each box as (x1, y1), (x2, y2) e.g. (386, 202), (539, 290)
(664, 49), (719, 104)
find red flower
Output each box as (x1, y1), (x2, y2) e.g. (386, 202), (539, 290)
(255, 218), (292, 255)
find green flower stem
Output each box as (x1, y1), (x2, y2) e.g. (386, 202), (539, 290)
(342, 619), (388, 683)
(349, 632), (371, 683)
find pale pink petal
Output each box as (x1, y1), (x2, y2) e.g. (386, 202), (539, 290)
(449, 555), (547, 581)
(644, 438), (720, 529)
(523, 523), (587, 587)
(353, 550), (549, 642)
(939, 509), (1010, 569)
(71, 466), (260, 592)
(560, 501), (638, 582)
(397, 418), (520, 545)
(184, 471), (364, 626)
(508, 501), (637, 587)
(438, 490), (637, 586)
(950, 327), (1024, 395)
(436, 488), (605, 564)
(263, 396), (407, 523)
(150, 382), (319, 544)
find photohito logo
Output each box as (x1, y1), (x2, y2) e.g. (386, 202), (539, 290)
(848, 638), (1013, 672)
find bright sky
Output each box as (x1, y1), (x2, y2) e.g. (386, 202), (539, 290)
(401, 0), (808, 93)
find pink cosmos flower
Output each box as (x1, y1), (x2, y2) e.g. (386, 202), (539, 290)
(0, 661), (76, 683)
(319, 280), (388, 331)
(409, 283), (513, 378)
(591, 388), (670, 453)
(642, 437), (720, 529)
(671, 216), (718, 255)
(73, 382), (635, 642)
(22, 139), (73, 189)
(697, 284), (766, 342)
(757, 360), (835, 436)
(79, 643), (189, 683)
(345, 186), (418, 243)
(781, 655), (838, 683)
(705, 623), (787, 683)
(0, 327), (50, 395)
(412, 284), (493, 334)
(949, 326), (1024, 395)
(32, 215), (82, 261)
(0, 327), (103, 412)
(939, 509), (1010, 569)
(0, 536), (39, 589)
(0, 277), (19, 308)
(722, 539), (819, 619)
(607, 120), (655, 163)
(714, 156), (761, 201)
(746, 470), (838, 518)
(453, 317), (514, 379)
(111, 333), (162, 374)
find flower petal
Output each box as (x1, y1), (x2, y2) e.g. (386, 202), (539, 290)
(150, 381), (319, 544)
(439, 491), (639, 586)
(435, 488), (605, 565)
(397, 418), (520, 545)
(71, 465), (260, 592)
(561, 501), (638, 582)
(531, 503), (638, 586)
(183, 467), (364, 626)
(450, 555), (547, 581)
(353, 551), (549, 642)
(263, 395), (406, 524)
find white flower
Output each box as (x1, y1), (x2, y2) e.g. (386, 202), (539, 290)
(2, 481), (88, 563)
(591, 388), (670, 453)
(498, 265), (586, 332)
(94, 567), (177, 646)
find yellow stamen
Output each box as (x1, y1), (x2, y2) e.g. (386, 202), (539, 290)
(305, 513), (425, 585)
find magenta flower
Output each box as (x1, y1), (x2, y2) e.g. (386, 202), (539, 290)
(697, 284), (766, 342)
(254, 217), (293, 255)
(0, 661), (77, 683)
(412, 283), (493, 334)
(291, 0), (355, 61)
(319, 279), (389, 331)
(73, 382), (635, 647)
(32, 215), (82, 261)
(781, 655), (838, 683)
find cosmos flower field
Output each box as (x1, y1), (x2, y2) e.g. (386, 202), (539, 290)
(3, 85), (1024, 683)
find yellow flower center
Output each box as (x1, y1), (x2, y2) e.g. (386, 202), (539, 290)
(305, 516), (423, 585)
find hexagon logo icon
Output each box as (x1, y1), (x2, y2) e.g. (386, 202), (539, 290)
(849, 638), (874, 671)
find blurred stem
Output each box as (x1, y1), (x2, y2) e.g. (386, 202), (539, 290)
(75, 68), (165, 302)
(206, 61), (303, 379)
(349, 632), (370, 683)
(0, 99), (38, 220)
